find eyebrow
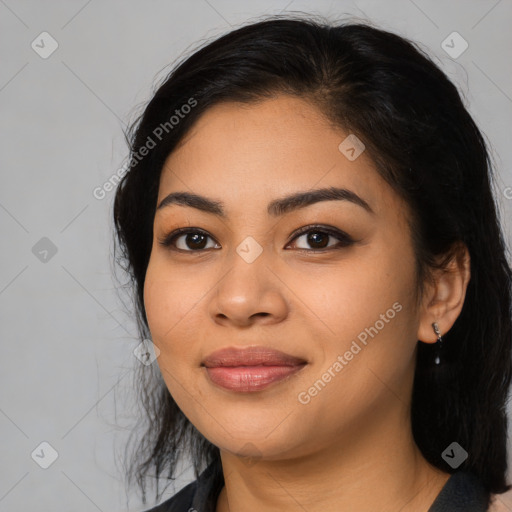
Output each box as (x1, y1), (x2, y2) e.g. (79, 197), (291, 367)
(156, 186), (375, 217)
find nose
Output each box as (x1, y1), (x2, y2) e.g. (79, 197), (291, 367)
(208, 251), (289, 327)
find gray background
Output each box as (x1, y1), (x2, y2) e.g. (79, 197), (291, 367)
(1, 1), (511, 511)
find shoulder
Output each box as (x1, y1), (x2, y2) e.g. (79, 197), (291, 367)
(429, 471), (489, 511)
(139, 460), (223, 512)
(140, 479), (197, 512)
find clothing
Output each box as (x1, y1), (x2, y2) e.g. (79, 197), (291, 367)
(428, 471), (489, 511)
(141, 459), (490, 511)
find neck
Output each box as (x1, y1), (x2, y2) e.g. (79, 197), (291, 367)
(215, 396), (450, 512)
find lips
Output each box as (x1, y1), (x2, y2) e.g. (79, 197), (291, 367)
(202, 346), (307, 392)
(202, 346), (307, 367)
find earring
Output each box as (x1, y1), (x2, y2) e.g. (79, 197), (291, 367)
(432, 322), (443, 365)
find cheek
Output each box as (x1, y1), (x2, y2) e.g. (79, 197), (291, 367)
(143, 267), (172, 339)
(143, 256), (216, 379)
(144, 258), (197, 337)
(296, 266), (417, 428)
(143, 260), (193, 365)
(311, 255), (406, 337)
(314, 241), (418, 375)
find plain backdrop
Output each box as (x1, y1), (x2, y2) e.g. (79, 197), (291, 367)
(1, 1), (511, 511)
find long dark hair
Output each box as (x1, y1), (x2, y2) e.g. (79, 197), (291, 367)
(113, 13), (512, 505)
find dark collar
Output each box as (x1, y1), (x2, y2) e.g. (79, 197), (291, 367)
(148, 461), (489, 512)
(428, 470), (489, 511)
(190, 458), (224, 511)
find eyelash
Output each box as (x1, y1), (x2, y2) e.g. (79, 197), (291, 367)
(157, 224), (355, 254)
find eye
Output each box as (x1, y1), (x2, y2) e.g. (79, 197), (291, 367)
(158, 228), (219, 252)
(286, 225), (355, 252)
(158, 225), (355, 253)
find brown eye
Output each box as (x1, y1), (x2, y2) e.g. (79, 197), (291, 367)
(180, 232), (209, 250)
(287, 226), (354, 251)
(158, 228), (219, 251)
(303, 231), (330, 249)
(158, 225), (354, 253)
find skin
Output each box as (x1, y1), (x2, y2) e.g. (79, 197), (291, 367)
(143, 94), (471, 512)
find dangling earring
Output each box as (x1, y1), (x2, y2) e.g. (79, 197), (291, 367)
(432, 322), (443, 365)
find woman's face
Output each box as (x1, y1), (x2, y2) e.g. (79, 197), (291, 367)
(143, 95), (424, 461)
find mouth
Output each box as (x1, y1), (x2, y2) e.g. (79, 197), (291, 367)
(202, 346), (308, 392)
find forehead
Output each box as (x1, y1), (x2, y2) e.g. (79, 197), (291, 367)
(157, 95), (398, 218)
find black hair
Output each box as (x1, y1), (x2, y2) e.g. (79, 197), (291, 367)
(113, 13), (512, 506)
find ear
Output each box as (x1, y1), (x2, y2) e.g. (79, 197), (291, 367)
(417, 243), (471, 343)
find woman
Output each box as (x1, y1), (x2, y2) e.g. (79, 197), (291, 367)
(113, 14), (512, 511)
